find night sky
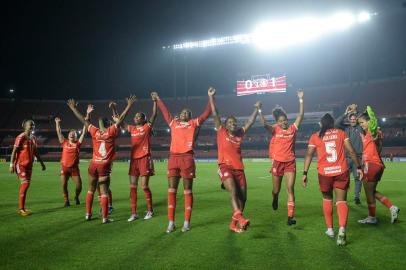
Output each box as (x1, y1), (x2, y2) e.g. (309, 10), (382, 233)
(2, 0), (406, 100)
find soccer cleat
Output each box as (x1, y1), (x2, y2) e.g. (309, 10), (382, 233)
(358, 216), (378, 224)
(64, 201), (70, 207)
(272, 193), (279, 210)
(325, 228), (335, 238)
(239, 217), (250, 230)
(85, 213), (92, 221)
(390, 206), (400, 224)
(166, 221), (176, 233)
(127, 214), (139, 222)
(229, 224), (244, 233)
(181, 221), (190, 232)
(102, 218), (114, 224)
(144, 211), (154, 220)
(336, 227), (346, 246)
(287, 216), (297, 226)
(354, 198), (361, 205)
(74, 197), (80, 205)
(18, 209), (32, 216)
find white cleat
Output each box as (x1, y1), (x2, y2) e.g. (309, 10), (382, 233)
(127, 214), (139, 222)
(85, 214), (92, 221)
(358, 216), (378, 224)
(102, 218), (114, 224)
(144, 211), (154, 220)
(181, 221), (190, 233)
(325, 228), (335, 238)
(337, 227), (346, 246)
(390, 206), (400, 224)
(166, 221), (176, 233)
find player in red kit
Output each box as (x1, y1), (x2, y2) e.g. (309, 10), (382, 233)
(9, 119), (46, 216)
(208, 87), (260, 233)
(302, 113), (363, 246)
(110, 97), (157, 222)
(152, 89), (211, 233)
(67, 96), (136, 223)
(259, 90), (304, 225)
(55, 116), (87, 207)
(357, 107), (400, 224)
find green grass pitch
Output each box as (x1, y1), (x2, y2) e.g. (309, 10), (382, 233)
(0, 161), (405, 270)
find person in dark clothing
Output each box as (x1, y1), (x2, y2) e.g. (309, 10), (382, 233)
(335, 104), (363, 205)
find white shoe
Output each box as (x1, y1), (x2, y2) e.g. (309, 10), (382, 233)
(325, 228), (334, 238)
(102, 218), (114, 224)
(128, 214), (139, 222)
(358, 216), (378, 224)
(144, 211), (154, 220)
(85, 214), (92, 221)
(337, 227), (346, 246)
(166, 221), (176, 233)
(390, 206), (400, 223)
(181, 221), (190, 232)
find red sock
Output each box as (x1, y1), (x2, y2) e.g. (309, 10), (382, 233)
(287, 201), (295, 217)
(130, 185), (137, 214)
(184, 189), (193, 222)
(108, 190), (113, 207)
(19, 182), (30, 209)
(368, 204), (376, 217)
(101, 194), (108, 219)
(168, 188), (177, 222)
(86, 191), (94, 215)
(379, 196), (393, 209)
(323, 199), (333, 229)
(63, 191), (69, 202)
(143, 187), (153, 211)
(231, 209), (241, 226)
(336, 201), (349, 228)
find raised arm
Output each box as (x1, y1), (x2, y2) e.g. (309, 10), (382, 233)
(67, 99), (91, 128)
(344, 139), (363, 180)
(109, 101), (128, 129)
(78, 124), (87, 144)
(149, 98), (158, 126)
(196, 93), (212, 124)
(55, 117), (65, 144)
(115, 95), (137, 127)
(294, 89), (304, 128)
(302, 146), (316, 188)
(258, 109), (273, 134)
(208, 87), (221, 129)
(243, 101), (261, 132)
(153, 92), (173, 125)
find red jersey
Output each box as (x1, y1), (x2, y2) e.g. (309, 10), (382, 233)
(61, 139), (81, 168)
(217, 126), (245, 170)
(128, 123), (152, 159)
(361, 131), (383, 166)
(88, 124), (118, 163)
(14, 132), (37, 168)
(308, 128), (349, 176)
(271, 124), (297, 162)
(158, 100), (211, 154)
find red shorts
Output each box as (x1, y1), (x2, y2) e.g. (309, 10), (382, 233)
(218, 164), (247, 188)
(362, 162), (384, 182)
(271, 159), (296, 176)
(61, 165), (80, 177)
(167, 153), (195, 179)
(318, 171), (350, 193)
(88, 161), (112, 178)
(129, 155), (155, 177)
(15, 164), (32, 181)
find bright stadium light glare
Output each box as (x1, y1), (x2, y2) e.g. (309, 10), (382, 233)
(169, 10), (374, 51)
(357, 11), (371, 23)
(382, 117), (387, 122)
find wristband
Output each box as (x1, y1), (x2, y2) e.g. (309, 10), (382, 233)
(303, 171), (308, 176)
(299, 99), (303, 104)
